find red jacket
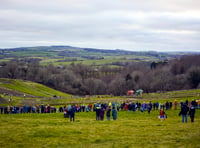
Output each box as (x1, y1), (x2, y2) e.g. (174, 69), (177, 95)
(160, 110), (165, 116)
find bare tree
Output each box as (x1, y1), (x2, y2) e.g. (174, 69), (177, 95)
(187, 66), (200, 88)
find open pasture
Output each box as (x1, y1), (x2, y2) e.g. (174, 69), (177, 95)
(0, 108), (199, 148)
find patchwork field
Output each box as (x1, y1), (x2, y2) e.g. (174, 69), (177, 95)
(0, 46), (186, 68)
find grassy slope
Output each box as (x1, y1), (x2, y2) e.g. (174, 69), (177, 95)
(0, 78), (71, 98)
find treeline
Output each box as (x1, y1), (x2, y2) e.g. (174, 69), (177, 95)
(0, 55), (200, 96)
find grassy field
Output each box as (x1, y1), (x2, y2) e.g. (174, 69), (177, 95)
(0, 79), (200, 147)
(40, 58), (138, 67)
(0, 46), (162, 68)
(39, 54), (159, 67)
(3, 51), (57, 57)
(0, 107), (199, 148)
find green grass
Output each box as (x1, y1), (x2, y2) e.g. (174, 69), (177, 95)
(0, 78), (71, 98)
(39, 55), (155, 67)
(141, 89), (200, 101)
(41, 59), (133, 66)
(0, 58), (14, 62)
(0, 78), (199, 147)
(104, 55), (159, 61)
(0, 109), (199, 148)
(0, 49), (163, 68)
(5, 51), (56, 57)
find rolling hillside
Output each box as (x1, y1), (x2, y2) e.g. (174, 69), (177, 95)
(0, 78), (71, 98)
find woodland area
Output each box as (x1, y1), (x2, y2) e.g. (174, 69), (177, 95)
(0, 55), (200, 96)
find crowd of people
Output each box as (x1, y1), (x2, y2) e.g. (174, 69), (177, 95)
(0, 99), (199, 122)
(0, 104), (56, 114)
(178, 100), (197, 123)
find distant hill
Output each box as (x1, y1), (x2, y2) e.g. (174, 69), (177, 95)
(1, 45), (199, 59)
(1, 45), (199, 68)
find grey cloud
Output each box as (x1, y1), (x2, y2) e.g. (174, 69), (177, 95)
(0, 0), (200, 51)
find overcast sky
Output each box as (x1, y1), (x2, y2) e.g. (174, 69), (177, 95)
(0, 0), (200, 51)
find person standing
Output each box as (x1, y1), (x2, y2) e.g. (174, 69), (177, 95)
(95, 103), (101, 121)
(147, 102), (152, 114)
(112, 107), (117, 120)
(179, 103), (189, 123)
(69, 105), (76, 122)
(99, 107), (105, 120)
(106, 106), (111, 121)
(189, 104), (196, 122)
(0, 107), (3, 114)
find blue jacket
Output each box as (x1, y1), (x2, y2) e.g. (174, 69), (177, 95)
(112, 109), (117, 120)
(69, 106), (76, 115)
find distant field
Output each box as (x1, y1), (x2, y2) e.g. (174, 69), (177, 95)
(0, 46), (177, 67)
(3, 51), (57, 57)
(0, 55), (152, 67)
(0, 54), (154, 67)
(44, 59), (135, 66)
(0, 108), (199, 148)
(39, 56), (153, 67)
(0, 58), (14, 62)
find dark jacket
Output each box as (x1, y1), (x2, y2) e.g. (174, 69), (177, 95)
(106, 108), (111, 117)
(179, 104), (189, 115)
(189, 106), (195, 117)
(99, 108), (105, 118)
(69, 106), (76, 116)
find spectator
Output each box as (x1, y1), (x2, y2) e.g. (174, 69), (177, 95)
(69, 105), (76, 122)
(174, 99), (178, 110)
(179, 103), (189, 123)
(112, 107), (117, 120)
(106, 106), (111, 121)
(147, 102), (152, 114)
(95, 103), (101, 120)
(189, 104), (196, 122)
(100, 107), (105, 120)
